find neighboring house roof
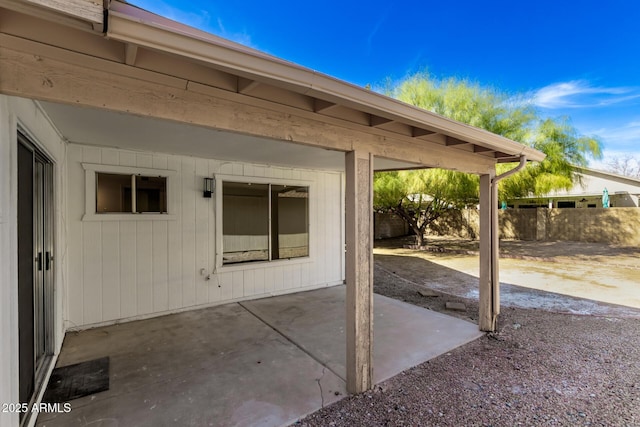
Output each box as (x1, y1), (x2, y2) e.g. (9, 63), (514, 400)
(548, 167), (640, 198)
(509, 166), (640, 203)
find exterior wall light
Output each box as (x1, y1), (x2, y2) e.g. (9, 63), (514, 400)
(203, 177), (214, 198)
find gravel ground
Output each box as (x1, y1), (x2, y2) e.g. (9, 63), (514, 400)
(294, 257), (640, 426)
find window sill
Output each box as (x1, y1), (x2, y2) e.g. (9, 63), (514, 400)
(218, 256), (312, 272)
(82, 213), (177, 222)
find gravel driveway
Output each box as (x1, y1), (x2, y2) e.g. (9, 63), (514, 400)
(294, 241), (640, 427)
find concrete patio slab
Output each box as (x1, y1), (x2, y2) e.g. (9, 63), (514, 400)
(37, 303), (345, 427)
(242, 286), (483, 384)
(37, 286), (482, 427)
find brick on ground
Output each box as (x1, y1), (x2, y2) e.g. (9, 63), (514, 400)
(418, 289), (439, 297)
(445, 301), (466, 311)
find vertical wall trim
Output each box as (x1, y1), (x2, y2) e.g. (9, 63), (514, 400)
(0, 97), (20, 426)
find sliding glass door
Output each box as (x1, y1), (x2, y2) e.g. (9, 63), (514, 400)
(17, 132), (54, 418)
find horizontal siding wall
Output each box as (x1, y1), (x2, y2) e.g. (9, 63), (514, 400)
(67, 143), (344, 328)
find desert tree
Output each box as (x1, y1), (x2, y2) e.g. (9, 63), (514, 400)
(373, 169), (478, 246)
(373, 73), (602, 243)
(605, 154), (640, 178)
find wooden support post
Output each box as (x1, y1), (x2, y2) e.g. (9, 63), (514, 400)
(345, 150), (374, 394)
(491, 176), (500, 319)
(479, 172), (499, 332)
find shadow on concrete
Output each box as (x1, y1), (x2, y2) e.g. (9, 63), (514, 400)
(374, 253), (482, 324)
(37, 286), (482, 427)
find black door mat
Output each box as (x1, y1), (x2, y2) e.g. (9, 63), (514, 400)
(43, 357), (110, 403)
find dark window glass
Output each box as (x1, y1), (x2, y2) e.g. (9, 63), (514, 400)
(136, 176), (167, 213)
(96, 173), (132, 213)
(96, 173), (167, 213)
(557, 201), (576, 209)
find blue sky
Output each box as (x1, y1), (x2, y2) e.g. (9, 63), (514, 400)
(129, 0), (640, 167)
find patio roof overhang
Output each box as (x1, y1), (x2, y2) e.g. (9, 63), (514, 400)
(0, 0), (544, 174)
(104, 2), (544, 164)
(0, 0), (543, 398)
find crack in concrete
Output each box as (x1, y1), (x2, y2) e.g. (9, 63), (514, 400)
(239, 301), (344, 379)
(316, 366), (326, 408)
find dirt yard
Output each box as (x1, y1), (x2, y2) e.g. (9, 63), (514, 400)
(295, 239), (640, 426)
(374, 238), (640, 316)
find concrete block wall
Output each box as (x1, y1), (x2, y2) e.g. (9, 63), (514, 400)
(425, 208), (479, 239)
(499, 209), (537, 240)
(377, 207), (640, 246)
(374, 212), (409, 239)
(543, 207), (640, 246)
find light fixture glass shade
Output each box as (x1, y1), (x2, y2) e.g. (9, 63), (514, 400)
(203, 177), (214, 198)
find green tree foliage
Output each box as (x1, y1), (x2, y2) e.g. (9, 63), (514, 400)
(393, 75), (535, 143)
(373, 169), (477, 246)
(374, 73), (603, 243)
(499, 117), (602, 200)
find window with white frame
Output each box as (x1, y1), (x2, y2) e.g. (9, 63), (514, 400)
(222, 181), (309, 264)
(96, 173), (167, 213)
(82, 163), (176, 221)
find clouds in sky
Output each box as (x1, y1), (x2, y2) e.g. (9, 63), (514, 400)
(131, 0), (254, 48)
(214, 18), (254, 48)
(366, 13), (388, 55)
(532, 80), (640, 109)
(133, 0), (212, 30)
(589, 120), (640, 148)
(530, 80), (640, 161)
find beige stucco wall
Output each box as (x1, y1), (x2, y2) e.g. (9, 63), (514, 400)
(380, 207), (640, 246)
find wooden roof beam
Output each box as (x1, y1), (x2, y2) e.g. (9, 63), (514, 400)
(473, 145), (495, 153)
(124, 43), (138, 65)
(411, 127), (436, 138)
(445, 136), (469, 146)
(237, 77), (261, 94)
(2, 0), (104, 31)
(0, 34), (499, 174)
(314, 98), (339, 113)
(370, 115), (393, 127)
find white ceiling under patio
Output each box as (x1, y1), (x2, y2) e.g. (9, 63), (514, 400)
(40, 100), (421, 172)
